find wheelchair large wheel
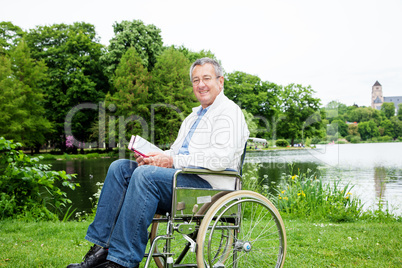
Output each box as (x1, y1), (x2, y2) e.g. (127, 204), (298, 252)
(196, 190), (286, 268)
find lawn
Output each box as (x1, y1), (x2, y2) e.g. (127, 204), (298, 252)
(0, 217), (400, 267)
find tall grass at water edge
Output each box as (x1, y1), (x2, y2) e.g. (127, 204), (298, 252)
(242, 163), (400, 222)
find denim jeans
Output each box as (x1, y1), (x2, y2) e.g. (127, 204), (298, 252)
(85, 159), (212, 267)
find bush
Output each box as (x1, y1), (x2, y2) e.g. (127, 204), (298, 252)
(275, 139), (289, 147)
(311, 137), (321, 144)
(0, 137), (78, 221)
(378, 135), (392, 142)
(350, 136), (361, 143)
(271, 166), (362, 222)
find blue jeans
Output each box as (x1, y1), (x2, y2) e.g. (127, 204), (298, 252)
(85, 159), (212, 267)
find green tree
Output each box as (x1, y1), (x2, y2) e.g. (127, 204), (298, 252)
(0, 21), (25, 53)
(242, 109), (258, 137)
(25, 22), (109, 151)
(276, 84), (323, 146)
(397, 104), (402, 121)
(330, 119), (348, 137)
(168, 45), (217, 63)
(0, 40), (51, 152)
(325, 101), (348, 122)
(390, 116), (402, 139)
(347, 107), (382, 124)
(358, 120), (379, 140)
(106, 47), (150, 143)
(379, 119), (394, 137)
(101, 20), (163, 80)
(224, 71), (281, 138)
(381, 102), (396, 119)
(149, 47), (197, 147)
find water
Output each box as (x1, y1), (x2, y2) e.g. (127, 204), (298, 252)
(49, 143), (402, 215)
(245, 143), (402, 214)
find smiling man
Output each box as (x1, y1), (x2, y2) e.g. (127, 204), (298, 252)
(66, 58), (249, 268)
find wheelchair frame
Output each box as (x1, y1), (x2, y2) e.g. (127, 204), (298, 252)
(143, 167), (287, 268)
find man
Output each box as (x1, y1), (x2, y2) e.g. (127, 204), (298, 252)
(67, 58), (249, 268)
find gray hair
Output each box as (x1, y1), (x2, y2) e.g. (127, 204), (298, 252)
(189, 57), (224, 80)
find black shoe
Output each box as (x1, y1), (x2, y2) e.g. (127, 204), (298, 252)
(103, 261), (126, 268)
(67, 244), (108, 268)
(101, 260), (139, 268)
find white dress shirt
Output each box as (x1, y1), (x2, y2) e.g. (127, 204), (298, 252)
(164, 90), (250, 189)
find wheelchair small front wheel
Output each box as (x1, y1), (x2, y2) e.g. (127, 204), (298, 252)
(196, 190), (286, 268)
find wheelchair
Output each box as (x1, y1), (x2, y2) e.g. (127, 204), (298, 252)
(143, 159), (287, 267)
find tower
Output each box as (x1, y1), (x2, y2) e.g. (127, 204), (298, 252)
(371, 81), (383, 110)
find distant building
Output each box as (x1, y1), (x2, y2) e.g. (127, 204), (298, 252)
(371, 81), (402, 112)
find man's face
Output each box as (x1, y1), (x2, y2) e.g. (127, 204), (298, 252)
(191, 63), (224, 108)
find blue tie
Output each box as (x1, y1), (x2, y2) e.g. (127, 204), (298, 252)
(178, 107), (209, 155)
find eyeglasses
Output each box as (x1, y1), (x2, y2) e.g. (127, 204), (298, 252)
(192, 76), (221, 86)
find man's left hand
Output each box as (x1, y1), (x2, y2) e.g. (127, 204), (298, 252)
(140, 152), (173, 168)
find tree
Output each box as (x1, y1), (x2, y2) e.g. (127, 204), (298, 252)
(276, 84), (323, 146)
(381, 102), (395, 119)
(0, 40), (51, 152)
(106, 47), (150, 144)
(168, 45), (217, 63)
(358, 120), (379, 140)
(325, 101), (348, 121)
(224, 71), (281, 138)
(347, 107), (382, 124)
(242, 109), (258, 137)
(379, 119), (394, 137)
(0, 21), (25, 53)
(397, 104), (402, 121)
(330, 119), (348, 137)
(149, 47), (198, 147)
(101, 20), (163, 80)
(25, 22), (109, 151)
(390, 116), (402, 139)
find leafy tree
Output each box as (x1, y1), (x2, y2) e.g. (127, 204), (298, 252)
(325, 101), (348, 122)
(25, 22), (109, 151)
(330, 119), (348, 137)
(106, 47), (150, 144)
(381, 102), (395, 119)
(0, 21), (25, 53)
(0, 40), (51, 152)
(347, 124), (359, 136)
(358, 120), (379, 140)
(390, 116), (402, 139)
(242, 109), (258, 137)
(149, 47), (197, 147)
(168, 45), (217, 63)
(224, 71), (280, 138)
(379, 119), (394, 137)
(276, 84), (323, 146)
(101, 20), (163, 79)
(398, 104), (402, 121)
(347, 107), (382, 124)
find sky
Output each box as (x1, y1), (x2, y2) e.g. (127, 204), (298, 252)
(2, 0), (402, 107)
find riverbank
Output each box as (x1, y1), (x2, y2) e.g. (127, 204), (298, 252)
(0, 217), (400, 267)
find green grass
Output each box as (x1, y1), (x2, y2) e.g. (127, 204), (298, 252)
(0, 218), (400, 267)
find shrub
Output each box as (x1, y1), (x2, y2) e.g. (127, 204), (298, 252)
(0, 137), (78, 221)
(311, 137), (321, 144)
(350, 136), (361, 143)
(378, 135), (392, 142)
(275, 139), (289, 147)
(270, 165), (362, 222)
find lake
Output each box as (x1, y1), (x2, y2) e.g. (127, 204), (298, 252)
(49, 143), (402, 216)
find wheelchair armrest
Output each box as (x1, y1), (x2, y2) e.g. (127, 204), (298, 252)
(180, 167), (240, 176)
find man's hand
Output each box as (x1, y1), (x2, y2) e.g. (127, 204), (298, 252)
(135, 152), (173, 168)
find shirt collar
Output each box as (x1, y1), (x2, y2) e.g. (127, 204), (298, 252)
(193, 89), (225, 114)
